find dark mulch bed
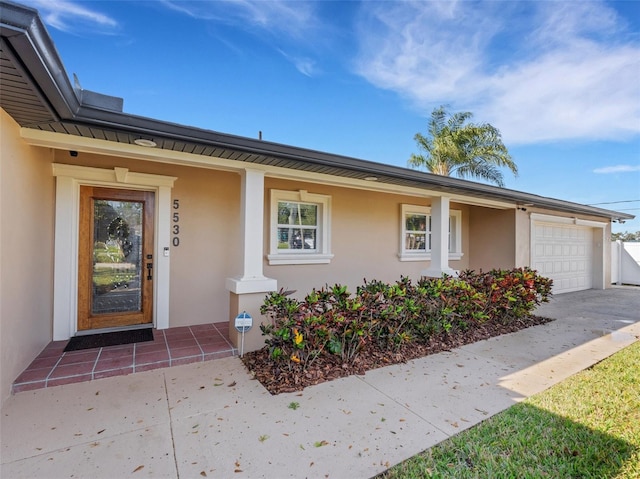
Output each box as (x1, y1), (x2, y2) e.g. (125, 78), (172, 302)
(241, 315), (553, 395)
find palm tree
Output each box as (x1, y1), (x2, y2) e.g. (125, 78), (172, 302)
(409, 106), (518, 187)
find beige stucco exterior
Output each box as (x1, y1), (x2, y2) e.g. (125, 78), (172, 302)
(0, 105), (618, 406)
(1, 109), (55, 403)
(52, 151), (243, 327)
(2, 0), (631, 409)
(263, 178), (471, 297)
(468, 206), (517, 270)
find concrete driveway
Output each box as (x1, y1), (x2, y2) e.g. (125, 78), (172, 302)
(2, 287), (638, 478)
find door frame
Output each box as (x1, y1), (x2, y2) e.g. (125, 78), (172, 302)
(52, 163), (176, 340)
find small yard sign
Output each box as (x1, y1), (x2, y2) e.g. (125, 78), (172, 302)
(234, 311), (252, 333)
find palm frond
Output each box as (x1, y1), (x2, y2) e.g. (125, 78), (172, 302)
(408, 105), (517, 186)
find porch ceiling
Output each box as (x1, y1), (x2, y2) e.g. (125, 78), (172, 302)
(0, 0), (634, 223)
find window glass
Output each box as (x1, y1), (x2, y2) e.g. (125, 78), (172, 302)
(278, 202), (317, 226)
(400, 205), (462, 260)
(405, 213), (428, 251)
(277, 201), (318, 252)
(269, 190), (333, 265)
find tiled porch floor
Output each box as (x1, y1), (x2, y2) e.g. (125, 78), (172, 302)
(12, 322), (237, 394)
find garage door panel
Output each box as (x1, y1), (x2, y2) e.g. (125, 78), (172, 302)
(532, 222), (593, 294)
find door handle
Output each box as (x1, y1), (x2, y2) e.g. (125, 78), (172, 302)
(146, 262), (153, 280)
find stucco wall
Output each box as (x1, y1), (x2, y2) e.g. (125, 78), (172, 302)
(263, 178), (470, 298)
(45, 154), (479, 332)
(53, 152), (242, 327)
(168, 167), (241, 325)
(468, 206), (516, 271)
(514, 208), (531, 267)
(1, 109), (55, 406)
(1, 110), (619, 401)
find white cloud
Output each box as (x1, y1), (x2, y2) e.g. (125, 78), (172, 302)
(161, 0), (315, 39)
(593, 165), (640, 174)
(353, 0), (640, 145)
(22, 0), (118, 33)
(484, 44), (640, 143)
(161, 0), (320, 76)
(278, 49), (318, 77)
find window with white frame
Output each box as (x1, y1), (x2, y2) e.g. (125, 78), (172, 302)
(399, 204), (462, 261)
(268, 190), (333, 265)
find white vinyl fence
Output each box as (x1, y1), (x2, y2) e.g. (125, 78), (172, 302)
(611, 241), (640, 286)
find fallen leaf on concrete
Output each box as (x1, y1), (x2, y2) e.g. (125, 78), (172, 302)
(132, 465), (144, 473)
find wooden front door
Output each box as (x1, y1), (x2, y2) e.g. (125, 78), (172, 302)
(78, 187), (155, 331)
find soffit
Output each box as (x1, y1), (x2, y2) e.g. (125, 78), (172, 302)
(0, 38), (58, 126)
(1, 0), (633, 222)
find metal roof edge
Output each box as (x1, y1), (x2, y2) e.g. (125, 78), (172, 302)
(1, 1), (123, 116)
(1, 1), (634, 224)
(71, 108), (634, 221)
(1, 1), (79, 117)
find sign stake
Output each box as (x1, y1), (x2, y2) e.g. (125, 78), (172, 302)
(234, 311), (253, 358)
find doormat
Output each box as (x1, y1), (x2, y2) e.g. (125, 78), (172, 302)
(64, 328), (154, 352)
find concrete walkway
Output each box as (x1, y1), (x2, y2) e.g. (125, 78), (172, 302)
(2, 287), (639, 478)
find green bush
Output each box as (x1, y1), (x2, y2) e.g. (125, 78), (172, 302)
(458, 267), (554, 324)
(259, 268), (552, 370)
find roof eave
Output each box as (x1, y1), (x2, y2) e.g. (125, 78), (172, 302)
(69, 107), (635, 221)
(1, 0), (634, 224)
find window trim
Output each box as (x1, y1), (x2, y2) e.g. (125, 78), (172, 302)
(268, 189), (333, 265)
(399, 204), (463, 262)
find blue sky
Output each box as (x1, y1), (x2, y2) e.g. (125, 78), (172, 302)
(22, 0), (640, 233)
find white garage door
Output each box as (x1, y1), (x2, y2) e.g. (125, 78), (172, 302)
(532, 222), (593, 294)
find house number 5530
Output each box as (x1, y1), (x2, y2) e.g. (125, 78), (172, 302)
(172, 199), (180, 247)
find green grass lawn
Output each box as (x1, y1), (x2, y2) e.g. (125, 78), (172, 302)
(379, 341), (640, 478)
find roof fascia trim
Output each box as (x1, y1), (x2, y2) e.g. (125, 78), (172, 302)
(21, 127), (245, 173)
(2, 2), (632, 223)
(1, 1), (80, 118)
(68, 110), (634, 221)
(23, 128), (636, 222)
(22, 128), (513, 208)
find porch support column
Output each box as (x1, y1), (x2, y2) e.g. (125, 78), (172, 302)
(422, 196), (458, 278)
(226, 169), (277, 352)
